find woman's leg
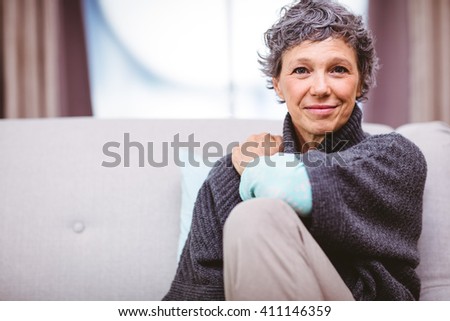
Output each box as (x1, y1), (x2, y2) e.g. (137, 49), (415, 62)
(223, 198), (354, 301)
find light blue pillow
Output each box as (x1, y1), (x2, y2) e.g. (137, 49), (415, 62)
(177, 149), (219, 260)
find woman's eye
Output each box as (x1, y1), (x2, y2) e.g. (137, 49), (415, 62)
(293, 67), (309, 74)
(332, 66), (349, 74)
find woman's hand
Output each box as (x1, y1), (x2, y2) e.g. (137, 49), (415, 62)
(232, 133), (283, 175)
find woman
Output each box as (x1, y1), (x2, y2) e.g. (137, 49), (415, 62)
(164, 0), (426, 300)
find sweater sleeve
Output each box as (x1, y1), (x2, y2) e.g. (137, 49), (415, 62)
(305, 133), (427, 300)
(163, 154), (241, 300)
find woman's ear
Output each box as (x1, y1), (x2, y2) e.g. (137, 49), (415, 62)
(272, 77), (284, 101)
(356, 79), (362, 98)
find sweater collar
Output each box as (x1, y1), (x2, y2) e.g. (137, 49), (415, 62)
(282, 105), (366, 154)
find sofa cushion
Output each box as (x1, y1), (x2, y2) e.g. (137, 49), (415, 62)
(396, 121), (450, 300)
(0, 118), (185, 300)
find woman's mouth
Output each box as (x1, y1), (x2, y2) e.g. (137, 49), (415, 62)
(304, 105), (338, 116)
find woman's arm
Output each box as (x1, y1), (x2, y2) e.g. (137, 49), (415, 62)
(306, 133), (427, 300)
(164, 132), (283, 300)
(163, 155), (240, 300)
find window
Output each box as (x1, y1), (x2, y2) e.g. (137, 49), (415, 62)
(83, 0), (367, 119)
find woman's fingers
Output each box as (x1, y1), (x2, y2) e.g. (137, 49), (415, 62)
(232, 133), (283, 175)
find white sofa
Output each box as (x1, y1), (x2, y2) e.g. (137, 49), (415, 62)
(0, 117), (449, 300)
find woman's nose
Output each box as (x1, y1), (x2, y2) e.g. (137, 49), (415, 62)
(309, 74), (330, 97)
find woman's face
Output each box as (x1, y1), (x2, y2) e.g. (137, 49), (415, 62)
(273, 37), (361, 145)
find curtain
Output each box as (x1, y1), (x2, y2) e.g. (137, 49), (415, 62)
(0, 0), (92, 118)
(408, 0), (450, 123)
(365, 0), (410, 128)
(366, 0), (450, 127)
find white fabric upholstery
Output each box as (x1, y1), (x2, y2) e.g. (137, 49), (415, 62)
(0, 118), (282, 300)
(396, 121), (450, 300)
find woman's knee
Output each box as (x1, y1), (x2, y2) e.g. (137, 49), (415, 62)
(224, 198), (301, 240)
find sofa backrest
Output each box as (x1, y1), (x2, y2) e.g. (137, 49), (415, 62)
(396, 121), (450, 300)
(0, 117), (286, 300)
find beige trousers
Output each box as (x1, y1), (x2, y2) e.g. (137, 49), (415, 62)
(223, 198), (354, 301)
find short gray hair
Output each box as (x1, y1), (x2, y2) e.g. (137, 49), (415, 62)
(259, 0), (379, 101)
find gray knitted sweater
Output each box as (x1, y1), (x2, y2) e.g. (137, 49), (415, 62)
(163, 107), (427, 300)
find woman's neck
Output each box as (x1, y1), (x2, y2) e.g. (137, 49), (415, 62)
(294, 128), (325, 153)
